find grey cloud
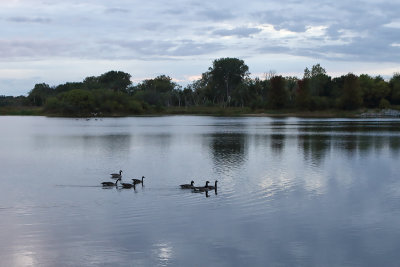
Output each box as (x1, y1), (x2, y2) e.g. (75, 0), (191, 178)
(258, 24), (400, 63)
(1, 0), (399, 77)
(102, 39), (223, 58)
(0, 36), (223, 61)
(7, 16), (52, 24)
(258, 45), (291, 54)
(0, 39), (75, 59)
(141, 22), (165, 31)
(196, 8), (234, 21)
(164, 8), (186, 16)
(253, 10), (309, 33)
(109, 39), (176, 56)
(213, 27), (262, 38)
(104, 7), (131, 14)
(168, 40), (224, 56)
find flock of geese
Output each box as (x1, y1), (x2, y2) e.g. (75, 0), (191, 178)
(101, 170), (145, 189)
(102, 170), (218, 194)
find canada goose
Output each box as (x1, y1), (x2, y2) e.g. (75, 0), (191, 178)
(102, 178), (121, 187)
(110, 170), (122, 179)
(207, 180), (218, 190)
(132, 176), (145, 185)
(121, 182), (136, 189)
(192, 181), (210, 192)
(180, 180), (195, 189)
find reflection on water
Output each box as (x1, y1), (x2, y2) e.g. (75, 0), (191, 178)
(209, 133), (247, 173)
(298, 134), (330, 165)
(0, 116), (400, 266)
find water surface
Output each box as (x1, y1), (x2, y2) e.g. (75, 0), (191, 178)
(1, 116), (400, 266)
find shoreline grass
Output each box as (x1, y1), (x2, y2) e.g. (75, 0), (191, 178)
(0, 106), (43, 116)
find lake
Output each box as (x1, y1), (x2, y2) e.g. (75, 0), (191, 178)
(1, 116), (400, 266)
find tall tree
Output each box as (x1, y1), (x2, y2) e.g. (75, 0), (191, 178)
(27, 83), (53, 106)
(133, 75), (178, 107)
(389, 73), (400, 105)
(208, 58), (249, 106)
(304, 64), (331, 97)
(341, 73), (362, 110)
(296, 78), (311, 110)
(359, 74), (390, 108)
(98, 71), (132, 93)
(268, 76), (287, 109)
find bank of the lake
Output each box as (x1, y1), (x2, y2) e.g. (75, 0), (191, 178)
(0, 106), (43, 116)
(0, 105), (386, 118)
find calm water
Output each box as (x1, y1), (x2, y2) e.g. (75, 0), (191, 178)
(1, 116), (400, 266)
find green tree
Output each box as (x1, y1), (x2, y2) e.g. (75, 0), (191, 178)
(296, 78), (311, 110)
(304, 64), (332, 97)
(246, 78), (264, 109)
(133, 75), (178, 107)
(83, 76), (101, 90)
(55, 82), (84, 94)
(303, 67), (311, 79)
(310, 64), (326, 77)
(208, 57), (249, 106)
(359, 74), (390, 108)
(340, 73), (363, 110)
(27, 83), (53, 106)
(284, 76), (299, 107)
(389, 73), (400, 105)
(231, 79), (250, 107)
(268, 76), (287, 109)
(98, 71), (132, 92)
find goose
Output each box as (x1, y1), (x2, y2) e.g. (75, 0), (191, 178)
(132, 176), (145, 186)
(102, 178), (121, 187)
(192, 181), (210, 192)
(180, 180), (195, 189)
(110, 170), (122, 179)
(207, 180), (218, 190)
(121, 181), (136, 189)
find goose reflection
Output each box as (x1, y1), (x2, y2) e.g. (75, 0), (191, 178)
(192, 187), (210, 197)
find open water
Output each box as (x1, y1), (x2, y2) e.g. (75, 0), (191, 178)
(1, 116), (400, 266)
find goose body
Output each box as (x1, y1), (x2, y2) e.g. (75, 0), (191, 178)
(192, 187), (209, 192)
(102, 178), (121, 187)
(180, 180), (195, 189)
(110, 170), (122, 179)
(207, 180), (218, 190)
(132, 176), (145, 185)
(121, 182), (136, 189)
(192, 181), (210, 192)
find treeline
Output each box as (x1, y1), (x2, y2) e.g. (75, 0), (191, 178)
(3, 57), (400, 115)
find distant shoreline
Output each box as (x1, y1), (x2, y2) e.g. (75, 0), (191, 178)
(2, 106), (400, 118)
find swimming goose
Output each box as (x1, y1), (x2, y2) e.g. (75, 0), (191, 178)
(102, 178), (121, 187)
(207, 180), (218, 190)
(110, 170), (122, 179)
(180, 180), (195, 189)
(192, 181), (210, 192)
(121, 181), (136, 189)
(132, 176), (145, 185)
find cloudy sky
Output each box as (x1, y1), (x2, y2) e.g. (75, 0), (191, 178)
(1, 0), (400, 95)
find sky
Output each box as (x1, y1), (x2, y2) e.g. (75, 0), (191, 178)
(1, 0), (400, 96)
